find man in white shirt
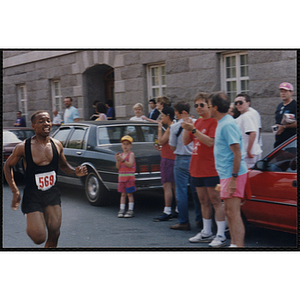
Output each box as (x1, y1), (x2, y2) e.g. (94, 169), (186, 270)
(234, 94), (262, 168)
(51, 109), (63, 134)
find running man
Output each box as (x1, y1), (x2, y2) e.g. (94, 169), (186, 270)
(4, 110), (88, 248)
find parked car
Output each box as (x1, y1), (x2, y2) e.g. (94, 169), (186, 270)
(242, 135), (297, 234)
(51, 121), (162, 206)
(3, 127), (35, 178)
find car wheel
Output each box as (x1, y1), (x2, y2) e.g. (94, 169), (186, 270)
(85, 172), (109, 206)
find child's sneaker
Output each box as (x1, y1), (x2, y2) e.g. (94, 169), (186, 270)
(124, 210), (134, 218)
(118, 209), (125, 218)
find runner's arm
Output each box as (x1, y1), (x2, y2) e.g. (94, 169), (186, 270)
(4, 143), (25, 210)
(55, 140), (87, 177)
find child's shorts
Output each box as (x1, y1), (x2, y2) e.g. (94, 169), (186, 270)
(220, 173), (247, 199)
(118, 181), (136, 193)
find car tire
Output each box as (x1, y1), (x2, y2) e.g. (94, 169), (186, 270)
(85, 171), (109, 206)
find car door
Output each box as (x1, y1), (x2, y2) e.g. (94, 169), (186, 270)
(243, 137), (297, 233)
(53, 125), (89, 181)
(63, 126), (89, 171)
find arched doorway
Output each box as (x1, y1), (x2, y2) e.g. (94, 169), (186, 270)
(82, 64), (114, 120)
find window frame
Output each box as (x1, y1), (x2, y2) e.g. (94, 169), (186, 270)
(147, 63), (166, 100)
(17, 84), (28, 124)
(51, 79), (63, 115)
(221, 51), (249, 101)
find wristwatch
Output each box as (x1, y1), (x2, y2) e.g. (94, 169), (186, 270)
(232, 173), (238, 178)
(192, 128), (196, 134)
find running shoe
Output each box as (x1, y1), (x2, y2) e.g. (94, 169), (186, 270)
(153, 213), (173, 222)
(208, 235), (227, 248)
(189, 230), (215, 243)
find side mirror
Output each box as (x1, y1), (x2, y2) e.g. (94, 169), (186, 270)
(253, 159), (268, 171)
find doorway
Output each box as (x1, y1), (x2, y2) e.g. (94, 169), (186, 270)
(82, 64), (114, 120)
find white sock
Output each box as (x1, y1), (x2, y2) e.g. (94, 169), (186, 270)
(128, 202), (134, 211)
(202, 218), (212, 235)
(229, 244), (237, 247)
(175, 206), (179, 213)
(120, 204), (125, 210)
(163, 207), (172, 215)
(216, 221), (226, 238)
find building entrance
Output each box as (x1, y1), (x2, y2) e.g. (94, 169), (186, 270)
(82, 64), (114, 120)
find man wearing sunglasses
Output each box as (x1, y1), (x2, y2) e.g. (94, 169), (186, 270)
(182, 93), (227, 248)
(274, 82), (297, 148)
(234, 94), (262, 168)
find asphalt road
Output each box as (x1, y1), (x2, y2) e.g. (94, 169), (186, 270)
(2, 179), (296, 250)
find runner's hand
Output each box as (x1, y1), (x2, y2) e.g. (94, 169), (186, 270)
(75, 165), (88, 177)
(12, 191), (21, 211)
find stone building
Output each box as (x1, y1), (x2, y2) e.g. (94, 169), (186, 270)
(2, 50), (297, 131)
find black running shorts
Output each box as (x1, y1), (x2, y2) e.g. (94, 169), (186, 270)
(21, 186), (61, 214)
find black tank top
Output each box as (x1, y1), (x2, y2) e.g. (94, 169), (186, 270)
(24, 137), (59, 190)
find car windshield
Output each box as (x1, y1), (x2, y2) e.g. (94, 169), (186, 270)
(98, 125), (158, 145)
(3, 131), (22, 143)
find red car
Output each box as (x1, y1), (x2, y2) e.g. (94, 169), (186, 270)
(242, 135), (297, 234)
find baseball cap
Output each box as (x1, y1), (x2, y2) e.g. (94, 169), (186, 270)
(161, 106), (175, 120)
(120, 135), (133, 144)
(279, 82), (294, 91)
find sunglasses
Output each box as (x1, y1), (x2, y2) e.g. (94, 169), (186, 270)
(194, 103), (206, 108)
(234, 100), (245, 106)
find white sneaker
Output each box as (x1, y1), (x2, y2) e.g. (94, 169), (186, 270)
(118, 209), (125, 218)
(189, 230), (215, 243)
(208, 235), (227, 248)
(124, 210), (134, 218)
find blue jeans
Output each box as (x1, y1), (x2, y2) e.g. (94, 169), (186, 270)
(174, 155), (201, 224)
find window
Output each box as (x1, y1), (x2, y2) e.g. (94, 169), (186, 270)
(52, 127), (72, 147)
(148, 64), (166, 99)
(266, 139), (297, 173)
(51, 80), (63, 114)
(17, 84), (28, 124)
(221, 52), (249, 101)
(98, 125), (158, 145)
(67, 127), (88, 149)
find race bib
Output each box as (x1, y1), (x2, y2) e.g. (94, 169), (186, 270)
(35, 171), (56, 191)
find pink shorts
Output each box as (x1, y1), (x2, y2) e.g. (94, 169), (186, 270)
(118, 181), (136, 194)
(220, 173), (247, 200)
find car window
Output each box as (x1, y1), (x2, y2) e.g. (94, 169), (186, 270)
(141, 126), (157, 142)
(98, 125), (158, 145)
(5, 129), (34, 141)
(124, 126), (138, 141)
(3, 131), (22, 143)
(66, 127), (88, 149)
(267, 139), (297, 173)
(52, 127), (72, 146)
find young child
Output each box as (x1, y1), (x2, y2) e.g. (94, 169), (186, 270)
(115, 135), (136, 218)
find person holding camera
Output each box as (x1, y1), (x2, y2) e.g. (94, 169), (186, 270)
(274, 82), (297, 148)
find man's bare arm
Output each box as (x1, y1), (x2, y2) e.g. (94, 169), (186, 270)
(4, 143), (25, 210)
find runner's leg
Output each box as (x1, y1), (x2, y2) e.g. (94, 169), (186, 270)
(44, 204), (62, 248)
(26, 211), (47, 245)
